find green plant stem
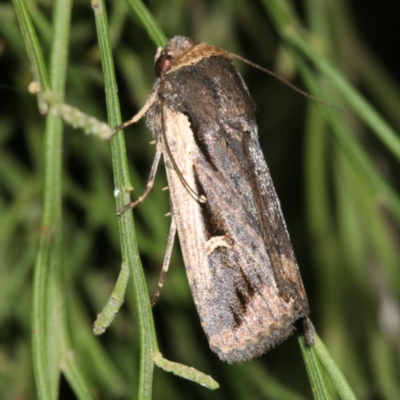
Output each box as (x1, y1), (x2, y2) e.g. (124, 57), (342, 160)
(314, 335), (357, 400)
(12, 0), (60, 397)
(93, 262), (130, 335)
(12, 0), (50, 113)
(125, 0), (167, 47)
(153, 352), (219, 390)
(42, 92), (112, 139)
(91, 1), (159, 398)
(299, 336), (332, 400)
(13, 0), (95, 397)
(39, 0), (74, 396)
(61, 352), (93, 400)
(69, 293), (128, 397)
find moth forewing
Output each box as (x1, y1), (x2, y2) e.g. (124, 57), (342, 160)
(243, 131), (310, 305)
(123, 36), (313, 363)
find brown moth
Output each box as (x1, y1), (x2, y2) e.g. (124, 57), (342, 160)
(115, 36), (314, 363)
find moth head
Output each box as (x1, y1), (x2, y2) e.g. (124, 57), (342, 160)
(154, 36), (195, 77)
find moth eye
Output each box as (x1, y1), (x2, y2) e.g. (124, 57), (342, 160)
(155, 53), (172, 77)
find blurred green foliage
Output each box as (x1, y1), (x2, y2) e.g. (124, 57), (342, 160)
(1, 0), (400, 399)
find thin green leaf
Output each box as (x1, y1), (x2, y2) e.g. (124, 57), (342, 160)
(93, 262), (130, 335)
(124, 0), (167, 47)
(62, 352), (94, 400)
(299, 336), (332, 400)
(42, 92), (112, 139)
(11, 0), (50, 112)
(153, 352), (219, 390)
(314, 335), (357, 400)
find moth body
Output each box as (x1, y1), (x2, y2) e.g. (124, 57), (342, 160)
(130, 36), (313, 363)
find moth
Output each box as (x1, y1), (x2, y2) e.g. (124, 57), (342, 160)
(115, 36), (314, 363)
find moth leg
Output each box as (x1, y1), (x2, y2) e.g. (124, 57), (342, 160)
(151, 217), (177, 306)
(117, 147), (162, 216)
(109, 89), (158, 138)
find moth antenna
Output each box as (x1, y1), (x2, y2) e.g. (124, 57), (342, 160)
(161, 105), (208, 204)
(109, 89), (158, 138)
(228, 52), (345, 112)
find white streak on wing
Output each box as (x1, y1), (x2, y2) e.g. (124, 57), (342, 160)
(162, 108), (213, 296)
